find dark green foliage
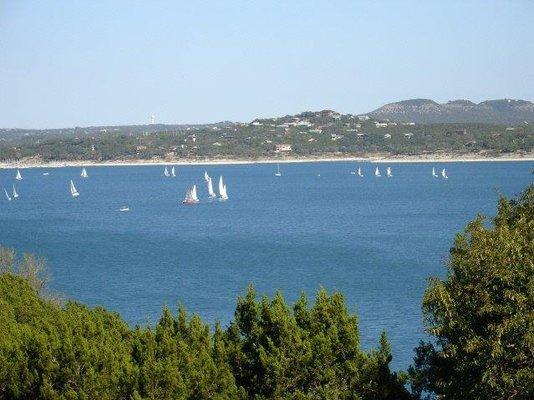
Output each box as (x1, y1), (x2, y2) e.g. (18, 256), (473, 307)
(410, 184), (534, 399)
(0, 259), (409, 399)
(0, 273), (136, 399)
(226, 287), (410, 399)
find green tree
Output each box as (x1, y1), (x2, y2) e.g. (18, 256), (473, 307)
(409, 184), (534, 399)
(226, 286), (410, 399)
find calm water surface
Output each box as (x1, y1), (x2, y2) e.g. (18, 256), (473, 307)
(1, 161), (532, 369)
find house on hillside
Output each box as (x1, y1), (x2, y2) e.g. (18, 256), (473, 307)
(275, 144), (292, 153)
(357, 115), (370, 121)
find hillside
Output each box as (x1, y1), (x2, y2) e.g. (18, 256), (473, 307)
(1, 110), (532, 164)
(369, 98), (534, 124)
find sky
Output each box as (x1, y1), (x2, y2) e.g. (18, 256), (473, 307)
(1, 1), (533, 128)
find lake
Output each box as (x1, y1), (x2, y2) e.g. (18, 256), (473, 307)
(0, 161), (532, 370)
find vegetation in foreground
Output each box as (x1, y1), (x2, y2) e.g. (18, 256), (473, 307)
(0, 184), (532, 399)
(409, 183), (534, 400)
(0, 252), (409, 399)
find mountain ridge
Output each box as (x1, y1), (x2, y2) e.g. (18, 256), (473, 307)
(369, 98), (534, 124)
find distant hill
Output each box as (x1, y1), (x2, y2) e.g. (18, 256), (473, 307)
(369, 99), (534, 124)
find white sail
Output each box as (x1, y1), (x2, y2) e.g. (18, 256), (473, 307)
(4, 188), (11, 201)
(204, 171), (210, 182)
(15, 169), (22, 180)
(171, 166), (176, 177)
(432, 167), (438, 178)
(386, 167), (392, 177)
(218, 176), (228, 200)
(81, 167), (88, 178)
(375, 167), (381, 177)
(163, 167), (170, 177)
(441, 168), (448, 179)
(70, 180), (79, 197)
(357, 167), (363, 177)
(275, 164), (281, 177)
(12, 185), (18, 199)
(207, 177), (216, 198)
(183, 185), (199, 204)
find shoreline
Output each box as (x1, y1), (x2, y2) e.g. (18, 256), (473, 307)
(1, 153), (533, 169)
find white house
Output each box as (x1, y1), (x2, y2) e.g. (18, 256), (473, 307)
(275, 144), (292, 152)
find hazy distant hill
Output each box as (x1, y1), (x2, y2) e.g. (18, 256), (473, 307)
(369, 99), (534, 124)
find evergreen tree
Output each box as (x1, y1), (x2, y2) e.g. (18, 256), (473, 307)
(410, 184), (534, 399)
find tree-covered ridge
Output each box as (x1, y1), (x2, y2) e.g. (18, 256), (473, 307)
(369, 98), (534, 124)
(1, 110), (532, 162)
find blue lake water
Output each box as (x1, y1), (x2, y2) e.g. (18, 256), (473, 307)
(0, 161), (532, 370)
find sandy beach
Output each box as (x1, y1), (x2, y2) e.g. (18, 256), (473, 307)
(1, 153), (533, 169)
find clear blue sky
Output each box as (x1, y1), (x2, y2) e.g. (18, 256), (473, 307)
(1, 0), (533, 128)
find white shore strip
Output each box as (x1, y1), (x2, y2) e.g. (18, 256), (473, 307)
(1, 154), (533, 169)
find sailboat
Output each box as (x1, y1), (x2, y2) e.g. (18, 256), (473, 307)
(441, 168), (448, 179)
(80, 167), (88, 178)
(386, 167), (393, 177)
(207, 177), (217, 198)
(70, 180), (79, 197)
(204, 171), (210, 182)
(163, 167), (170, 177)
(182, 185), (199, 204)
(4, 188), (12, 201)
(357, 167), (364, 177)
(218, 176), (228, 200)
(171, 166), (176, 177)
(375, 167), (382, 177)
(432, 167), (439, 178)
(12, 185), (18, 199)
(275, 164), (282, 177)
(15, 169), (22, 180)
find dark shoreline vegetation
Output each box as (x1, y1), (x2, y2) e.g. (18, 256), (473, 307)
(1, 111), (533, 163)
(0, 184), (532, 399)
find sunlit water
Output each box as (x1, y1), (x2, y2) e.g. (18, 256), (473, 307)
(1, 161), (532, 369)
